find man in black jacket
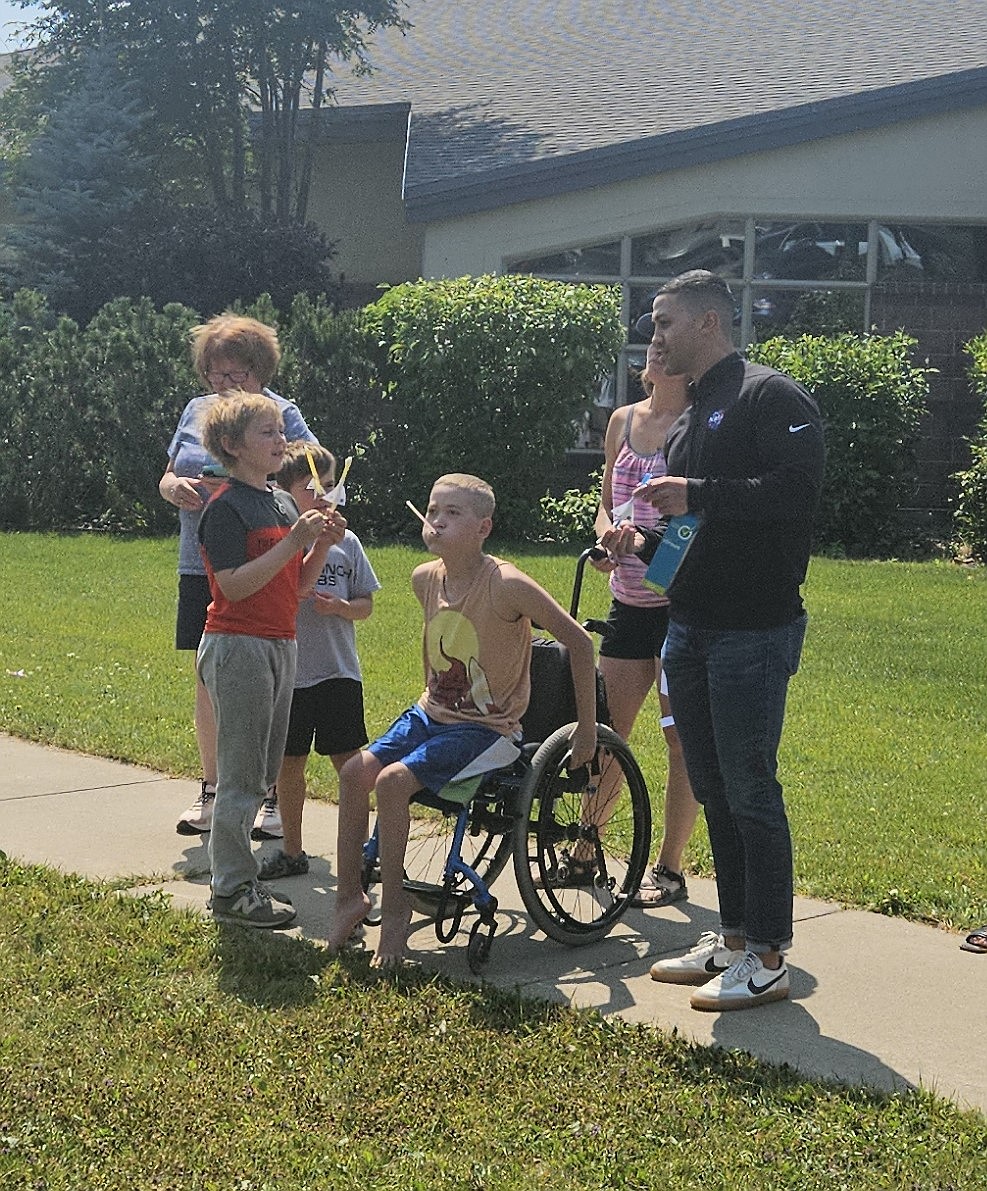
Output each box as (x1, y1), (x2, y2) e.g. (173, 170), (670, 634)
(607, 270), (825, 1011)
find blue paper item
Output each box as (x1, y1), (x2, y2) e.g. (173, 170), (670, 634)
(641, 514), (701, 595)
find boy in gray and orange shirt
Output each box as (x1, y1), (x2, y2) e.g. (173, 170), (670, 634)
(196, 392), (345, 929)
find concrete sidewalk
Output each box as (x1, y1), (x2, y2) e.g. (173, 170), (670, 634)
(2, 732), (984, 1116)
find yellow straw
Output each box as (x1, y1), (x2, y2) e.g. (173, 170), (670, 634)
(327, 455), (352, 514)
(304, 446), (325, 497)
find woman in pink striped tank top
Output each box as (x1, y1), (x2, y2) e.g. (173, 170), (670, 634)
(591, 344), (700, 907)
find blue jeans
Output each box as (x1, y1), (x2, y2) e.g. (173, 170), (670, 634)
(662, 615), (807, 953)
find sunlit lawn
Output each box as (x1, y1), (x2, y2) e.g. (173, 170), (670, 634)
(1, 532), (985, 929)
(3, 532), (986, 1186)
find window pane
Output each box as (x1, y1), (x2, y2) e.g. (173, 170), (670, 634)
(754, 222), (868, 282)
(510, 241), (621, 277)
(876, 224), (987, 282)
(749, 288), (866, 340)
(631, 220), (745, 278)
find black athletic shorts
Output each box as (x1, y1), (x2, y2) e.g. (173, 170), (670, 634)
(284, 677), (369, 757)
(176, 573), (212, 650)
(598, 597), (670, 661)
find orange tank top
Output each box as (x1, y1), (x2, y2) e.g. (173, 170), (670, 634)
(418, 555), (531, 738)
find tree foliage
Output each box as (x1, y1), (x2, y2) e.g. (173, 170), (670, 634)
(3, 0), (408, 222)
(1, 43), (156, 323)
(1, 35), (342, 322)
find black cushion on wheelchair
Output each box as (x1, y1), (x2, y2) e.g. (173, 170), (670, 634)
(521, 637), (610, 744)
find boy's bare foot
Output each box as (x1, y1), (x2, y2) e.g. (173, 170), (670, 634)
(369, 950), (406, 971)
(370, 906), (412, 969)
(327, 892), (371, 953)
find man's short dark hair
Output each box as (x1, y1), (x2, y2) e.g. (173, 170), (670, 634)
(660, 270), (736, 329)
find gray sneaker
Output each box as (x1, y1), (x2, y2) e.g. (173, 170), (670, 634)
(208, 881), (297, 929)
(258, 849), (310, 880)
(649, 931), (744, 985)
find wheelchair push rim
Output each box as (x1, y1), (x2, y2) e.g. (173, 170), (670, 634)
(513, 722), (651, 946)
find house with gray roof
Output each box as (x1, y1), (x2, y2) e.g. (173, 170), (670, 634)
(311, 0), (987, 520)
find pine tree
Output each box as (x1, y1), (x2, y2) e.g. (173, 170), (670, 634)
(5, 43), (154, 322)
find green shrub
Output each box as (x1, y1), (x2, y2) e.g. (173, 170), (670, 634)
(538, 468), (602, 544)
(276, 294), (379, 465)
(0, 293), (197, 532)
(0, 279), (622, 540)
(358, 275), (623, 539)
(750, 332), (932, 557)
(952, 331), (987, 558)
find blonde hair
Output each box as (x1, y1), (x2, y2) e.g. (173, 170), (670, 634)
(189, 314), (281, 388)
(432, 473), (496, 519)
(277, 440), (336, 491)
(199, 392), (283, 467)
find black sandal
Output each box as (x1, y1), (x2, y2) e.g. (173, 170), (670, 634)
(630, 862), (688, 909)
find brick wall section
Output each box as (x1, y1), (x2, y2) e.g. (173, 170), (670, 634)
(870, 282), (987, 526)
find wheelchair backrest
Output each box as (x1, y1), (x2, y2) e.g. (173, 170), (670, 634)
(520, 636), (609, 745)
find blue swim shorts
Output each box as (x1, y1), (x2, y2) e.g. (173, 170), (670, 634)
(369, 704), (520, 797)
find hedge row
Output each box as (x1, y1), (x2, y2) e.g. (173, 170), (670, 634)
(0, 277), (623, 541)
(748, 332), (932, 557)
(0, 281), (941, 556)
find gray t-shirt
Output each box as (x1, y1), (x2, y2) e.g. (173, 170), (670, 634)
(294, 530), (381, 688)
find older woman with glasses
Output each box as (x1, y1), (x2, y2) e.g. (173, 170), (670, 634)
(158, 313), (318, 838)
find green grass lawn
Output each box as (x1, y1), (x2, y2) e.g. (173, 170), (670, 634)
(1, 860), (984, 1190)
(2, 533), (986, 1185)
(2, 532), (984, 930)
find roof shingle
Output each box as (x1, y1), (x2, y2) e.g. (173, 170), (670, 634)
(326, 0), (987, 215)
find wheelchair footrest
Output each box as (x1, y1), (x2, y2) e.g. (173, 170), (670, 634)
(403, 879), (466, 918)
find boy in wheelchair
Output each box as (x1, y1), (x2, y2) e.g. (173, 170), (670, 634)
(327, 473), (598, 967)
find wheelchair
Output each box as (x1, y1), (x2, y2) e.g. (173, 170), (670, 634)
(360, 547), (652, 972)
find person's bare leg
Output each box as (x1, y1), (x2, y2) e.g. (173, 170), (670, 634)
(327, 750), (379, 951)
(195, 674), (217, 786)
(329, 750), (361, 779)
(574, 656), (654, 860)
(655, 718), (700, 874)
(599, 656), (655, 745)
(370, 762), (421, 968)
(275, 753), (308, 857)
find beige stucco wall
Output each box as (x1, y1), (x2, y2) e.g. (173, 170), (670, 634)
(419, 105), (987, 277)
(305, 139), (424, 287)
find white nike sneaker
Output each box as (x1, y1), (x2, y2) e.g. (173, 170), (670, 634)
(649, 930), (743, 985)
(689, 950), (789, 1011)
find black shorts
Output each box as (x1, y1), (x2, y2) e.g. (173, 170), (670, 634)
(598, 598), (670, 661)
(284, 678), (369, 758)
(176, 573), (212, 650)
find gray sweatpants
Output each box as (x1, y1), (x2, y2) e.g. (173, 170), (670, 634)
(197, 632), (297, 897)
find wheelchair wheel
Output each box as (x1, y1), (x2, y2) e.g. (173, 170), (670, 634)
(513, 723), (651, 946)
(393, 783), (517, 918)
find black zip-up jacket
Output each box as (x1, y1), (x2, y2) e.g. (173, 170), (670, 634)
(638, 352), (825, 629)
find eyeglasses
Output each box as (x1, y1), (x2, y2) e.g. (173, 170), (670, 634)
(207, 369), (250, 387)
